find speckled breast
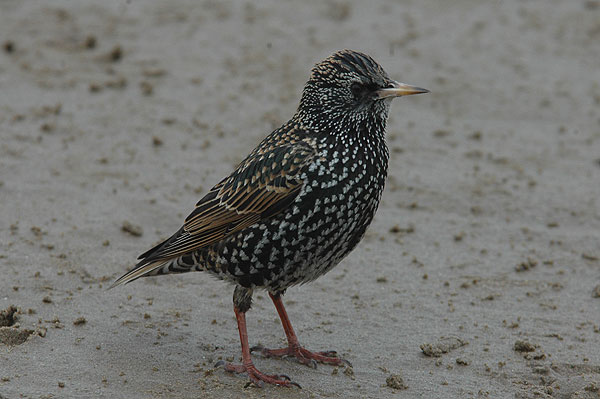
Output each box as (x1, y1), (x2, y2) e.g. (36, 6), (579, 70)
(215, 136), (389, 292)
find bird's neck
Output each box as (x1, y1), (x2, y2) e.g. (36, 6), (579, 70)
(294, 108), (390, 157)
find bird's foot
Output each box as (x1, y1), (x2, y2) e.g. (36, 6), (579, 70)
(251, 344), (351, 369)
(215, 360), (301, 388)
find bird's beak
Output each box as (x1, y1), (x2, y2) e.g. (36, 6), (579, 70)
(376, 81), (429, 99)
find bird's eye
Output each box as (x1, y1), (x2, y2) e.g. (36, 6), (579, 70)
(350, 82), (364, 98)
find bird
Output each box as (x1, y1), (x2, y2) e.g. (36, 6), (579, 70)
(111, 49), (428, 388)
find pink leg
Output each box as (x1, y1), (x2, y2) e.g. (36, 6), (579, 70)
(251, 293), (349, 368)
(221, 306), (300, 388)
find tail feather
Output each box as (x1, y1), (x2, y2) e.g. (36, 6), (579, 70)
(110, 228), (186, 290)
(110, 226), (204, 290)
(137, 227), (185, 260)
(108, 260), (167, 289)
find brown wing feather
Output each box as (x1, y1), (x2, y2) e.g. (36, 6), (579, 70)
(110, 132), (318, 288)
(138, 141), (317, 262)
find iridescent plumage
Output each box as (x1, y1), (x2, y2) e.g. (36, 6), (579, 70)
(112, 49), (428, 387)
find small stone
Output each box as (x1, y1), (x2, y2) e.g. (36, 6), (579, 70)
(84, 35), (97, 49)
(42, 296), (53, 304)
(31, 226), (44, 237)
(105, 77), (127, 89)
(109, 45), (122, 62)
(343, 366), (355, 380)
(3, 40), (15, 53)
(40, 123), (55, 133)
(73, 317), (87, 326)
(121, 221), (143, 237)
(513, 340), (536, 352)
(36, 326), (47, 337)
(140, 81), (154, 96)
(152, 136), (163, 147)
(453, 231), (465, 241)
(515, 257), (537, 272)
(143, 68), (166, 78)
(421, 337), (468, 357)
(455, 357), (470, 366)
(433, 129), (451, 138)
(386, 374), (408, 390)
(89, 83), (102, 93)
(389, 224), (414, 234)
(0, 306), (18, 327)
(468, 131), (482, 140)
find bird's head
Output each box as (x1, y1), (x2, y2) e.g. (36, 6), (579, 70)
(297, 50), (428, 131)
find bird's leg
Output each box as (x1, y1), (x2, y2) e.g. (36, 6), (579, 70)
(251, 292), (349, 368)
(220, 286), (300, 388)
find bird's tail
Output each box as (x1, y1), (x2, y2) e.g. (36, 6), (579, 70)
(108, 260), (167, 289)
(109, 227), (188, 289)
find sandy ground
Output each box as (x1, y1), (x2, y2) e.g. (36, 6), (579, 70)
(1, 0), (599, 398)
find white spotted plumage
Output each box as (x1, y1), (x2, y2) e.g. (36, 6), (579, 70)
(109, 49), (428, 388)
(112, 49), (420, 302)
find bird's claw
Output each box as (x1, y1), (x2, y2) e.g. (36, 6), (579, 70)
(214, 360), (226, 369)
(245, 380), (262, 389)
(320, 350), (338, 357)
(249, 344), (264, 353)
(219, 361), (301, 388)
(289, 380), (302, 389)
(252, 344), (348, 368)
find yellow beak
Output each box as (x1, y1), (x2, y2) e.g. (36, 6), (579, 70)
(376, 81), (429, 99)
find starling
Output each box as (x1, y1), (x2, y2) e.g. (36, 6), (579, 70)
(111, 49), (428, 387)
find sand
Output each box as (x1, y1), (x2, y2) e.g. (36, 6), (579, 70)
(1, 0), (599, 398)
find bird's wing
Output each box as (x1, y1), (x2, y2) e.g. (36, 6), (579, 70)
(110, 140), (317, 288)
(144, 140), (317, 262)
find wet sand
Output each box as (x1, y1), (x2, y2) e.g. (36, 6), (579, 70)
(1, 1), (599, 398)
